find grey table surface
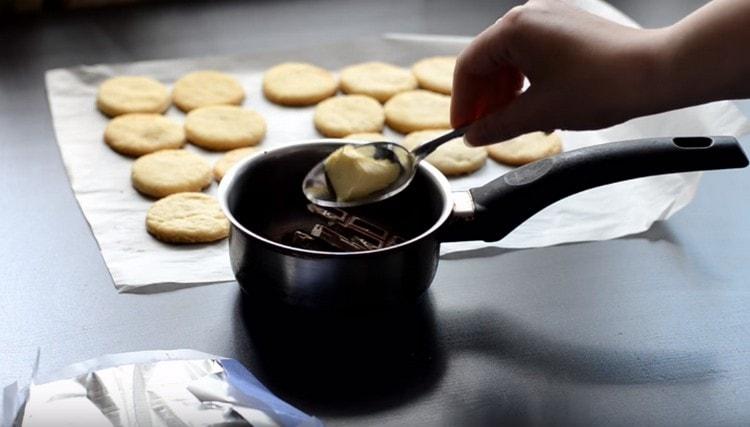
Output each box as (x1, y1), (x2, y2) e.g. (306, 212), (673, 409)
(2, 0), (749, 426)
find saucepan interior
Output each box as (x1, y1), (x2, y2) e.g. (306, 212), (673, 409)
(219, 140), (454, 257)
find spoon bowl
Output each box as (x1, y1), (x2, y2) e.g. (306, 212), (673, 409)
(302, 142), (415, 208)
(303, 127), (467, 207)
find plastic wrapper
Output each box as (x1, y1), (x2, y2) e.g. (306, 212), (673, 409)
(1, 350), (321, 427)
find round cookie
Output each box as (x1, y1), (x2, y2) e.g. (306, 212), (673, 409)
(343, 132), (388, 142)
(263, 62), (337, 106)
(96, 76), (170, 117)
(172, 71), (245, 112)
(402, 129), (487, 176)
(384, 90), (451, 134)
(131, 149), (212, 198)
(487, 132), (563, 166)
(104, 113), (185, 157)
(314, 95), (385, 138)
(411, 56), (456, 95)
(185, 105), (266, 151)
(340, 62), (417, 103)
(146, 192), (229, 244)
(213, 147), (259, 182)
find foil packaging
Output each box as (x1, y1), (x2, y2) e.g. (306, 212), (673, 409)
(2, 350), (321, 427)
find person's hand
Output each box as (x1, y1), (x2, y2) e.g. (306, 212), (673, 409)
(452, 0), (670, 146)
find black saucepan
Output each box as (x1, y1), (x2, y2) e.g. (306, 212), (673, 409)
(219, 136), (748, 308)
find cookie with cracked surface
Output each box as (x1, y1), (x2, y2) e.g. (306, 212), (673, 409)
(412, 56), (456, 95)
(172, 71), (245, 112)
(402, 129), (487, 176)
(104, 113), (185, 157)
(384, 90), (451, 134)
(185, 105), (266, 151)
(131, 149), (212, 198)
(487, 132), (563, 166)
(96, 76), (170, 117)
(263, 62), (337, 106)
(340, 62), (417, 103)
(313, 95), (385, 138)
(146, 192), (229, 244)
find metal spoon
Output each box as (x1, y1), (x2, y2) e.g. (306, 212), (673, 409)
(303, 127), (467, 208)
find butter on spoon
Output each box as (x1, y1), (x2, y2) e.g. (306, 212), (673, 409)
(302, 127), (467, 208)
(324, 145), (402, 202)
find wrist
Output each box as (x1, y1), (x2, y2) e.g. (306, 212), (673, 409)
(650, 17), (749, 112)
(622, 27), (679, 119)
(654, 0), (750, 108)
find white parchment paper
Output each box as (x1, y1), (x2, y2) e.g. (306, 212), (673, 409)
(45, 0), (750, 292)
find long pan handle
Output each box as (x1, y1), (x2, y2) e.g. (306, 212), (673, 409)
(440, 136), (748, 243)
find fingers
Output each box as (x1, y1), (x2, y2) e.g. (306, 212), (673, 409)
(451, 65), (524, 129)
(457, 11), (518, 76)
(452, 1), (562, 143)
(451, 14), (524, 128)
(464, 86), (560, 146)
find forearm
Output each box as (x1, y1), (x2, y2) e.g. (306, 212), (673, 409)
(657, 0), (750, 109)
(453, 0), (750, 146)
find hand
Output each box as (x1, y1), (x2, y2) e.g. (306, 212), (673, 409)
(452, 0), (669, 146)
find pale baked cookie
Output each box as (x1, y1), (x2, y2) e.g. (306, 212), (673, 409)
(185, 105), (266, 151)
(146, 192), (229, 244)
(213, 147), (259, 182)
(340, 62), (418, 103)
(402, 129), (487, 176)
(104, 113), (185, 157)
(96, 76), (170, 117)
(487, 131), (563, 166)
(343, 132), (388, 142)
(172, 71), (245, 112)
(131, 149), (212, 198)
(314, 95), (385, 138)
(263, 62), (337, 106)
(411, 56), (456, 95)
(384, 90), (451, 134)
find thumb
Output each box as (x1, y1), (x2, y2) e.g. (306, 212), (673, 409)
(464, 86), (559, 146)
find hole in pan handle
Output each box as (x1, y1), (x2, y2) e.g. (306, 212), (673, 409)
(440, 136), (749, 243)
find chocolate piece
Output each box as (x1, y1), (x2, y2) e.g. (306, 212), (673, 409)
(310, 224), (367, 251)
(345, 215), (389, 242)
(290, 230), (317, 249)
(307, 204), (347, 222)
(350, 236), (380, 251)
(294, 204), (405, 252)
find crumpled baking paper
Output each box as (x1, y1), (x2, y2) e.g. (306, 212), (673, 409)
(45, 0), (750, 292)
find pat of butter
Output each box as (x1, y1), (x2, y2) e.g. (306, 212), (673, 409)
(324, 145), (400, 202)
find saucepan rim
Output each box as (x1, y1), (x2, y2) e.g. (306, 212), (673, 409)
(218, 139), (455, 257)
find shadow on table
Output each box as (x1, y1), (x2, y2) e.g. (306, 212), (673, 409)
(229, 221), (716, 419)
(440, 246), (518, 260)
(433, 305), (721, 426)
(234, 291), (446, 416)
(621, 220), (680, 244)
(438, 221), (718, 387)
(441, 307), (719, 386)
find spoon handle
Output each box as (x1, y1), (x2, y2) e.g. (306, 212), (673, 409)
(412, 126), (470, 160)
